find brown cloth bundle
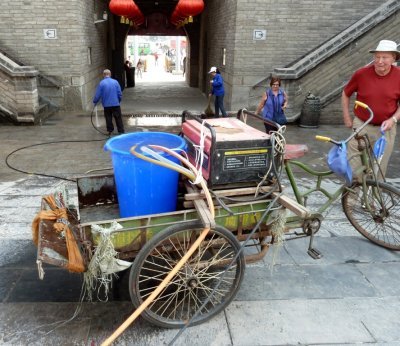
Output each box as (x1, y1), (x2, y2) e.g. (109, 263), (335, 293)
(32, 195), (85, 273)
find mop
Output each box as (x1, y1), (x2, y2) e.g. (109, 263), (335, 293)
(204, 94), (214, 117)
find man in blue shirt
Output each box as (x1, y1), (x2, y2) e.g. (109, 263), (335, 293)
(93, 69), (125, 135)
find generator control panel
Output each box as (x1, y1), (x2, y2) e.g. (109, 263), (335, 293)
(182, 117), (272, 187)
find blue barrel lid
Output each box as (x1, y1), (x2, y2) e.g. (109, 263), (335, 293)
(104, 131), (187, 156)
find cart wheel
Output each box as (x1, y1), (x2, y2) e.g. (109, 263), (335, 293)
(129, 221), (245, 328)
(342, 180), (400, 250)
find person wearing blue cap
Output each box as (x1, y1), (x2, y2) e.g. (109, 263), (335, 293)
(208, 66), (228, 117)
(342, 39), (400, 180)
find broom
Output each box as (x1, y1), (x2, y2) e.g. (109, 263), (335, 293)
(204, 94), (214, 117)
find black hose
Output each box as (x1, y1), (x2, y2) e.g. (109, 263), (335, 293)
(91, 105), (111, 136)
(5, 105), (110, 182)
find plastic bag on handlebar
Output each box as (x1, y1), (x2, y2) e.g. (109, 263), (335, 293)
(373, 131), (386, 161)
(327, 142), (352, 186)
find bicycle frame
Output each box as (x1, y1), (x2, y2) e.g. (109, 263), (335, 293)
(237, 102), (388, 229)
(284, 159), (344, 213)
(284, 139), (373, 212)
(237, 104), (400, 252)
(285, 105), (388, 221)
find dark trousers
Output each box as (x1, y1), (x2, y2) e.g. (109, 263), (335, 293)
(104, 106), (125, 134)
(214, 95), (227, 117)
(264, 122), (278, 134)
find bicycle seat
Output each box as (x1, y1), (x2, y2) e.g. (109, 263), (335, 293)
(284, 144), (309, 160)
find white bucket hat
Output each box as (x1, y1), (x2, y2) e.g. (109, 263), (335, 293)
(369, 40), (400, 60)
(208, 66), (217, 73)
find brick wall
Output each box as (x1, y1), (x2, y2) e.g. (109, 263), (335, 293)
(200, 0), (238, 98)
(0, 0), (109, 111)
(202, 0), (393, 114)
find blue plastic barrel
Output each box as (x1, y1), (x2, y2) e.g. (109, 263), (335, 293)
(104, 132), (187, 218)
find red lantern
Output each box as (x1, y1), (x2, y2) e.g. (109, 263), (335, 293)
(170, 9), (185, 25)
(177, 0), (204, 18)
(127, 2), (144, 26)
(109, 0), (134, 17)
(126, 1), (139, 18)
(170, 2), (190, 27)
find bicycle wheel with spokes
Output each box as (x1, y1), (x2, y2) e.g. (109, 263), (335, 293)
(342, 180), (400, 250)
(129, 221), (245, 328)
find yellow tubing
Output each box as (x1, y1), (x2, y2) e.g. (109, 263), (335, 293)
(102, 144), (215, 346)
(101, 228), (211, 346)
(149, 144), (214, 213)
(129, 145), (195, 180)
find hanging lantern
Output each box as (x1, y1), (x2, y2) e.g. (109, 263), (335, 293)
(109, 0), (133, 17)
(109, 0), (145, 27)
(126, 1), (140, 19)
(126, 1), (145, 27)
(177, 0), (205, 18)
(170, 5), (187, 26)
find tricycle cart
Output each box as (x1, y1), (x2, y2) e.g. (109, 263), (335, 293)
(34, 104), (400, 336)
(33, 111), (314, 330)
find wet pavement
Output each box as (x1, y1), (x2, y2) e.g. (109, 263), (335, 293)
(1, 72), (400, 345)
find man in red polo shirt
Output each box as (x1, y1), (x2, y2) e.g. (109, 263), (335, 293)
(342, 39), (400, 179)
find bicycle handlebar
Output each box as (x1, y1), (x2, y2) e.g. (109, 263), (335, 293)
(315, 135), (331, 142)
(315, 101), (374, 145)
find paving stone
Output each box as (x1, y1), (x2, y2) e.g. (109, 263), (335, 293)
(226, 298), (399, 345)
(6, 268), (83, 303)
(0, 239), (36, 269)
(357, 262), (400, 297)
(283, 236), (400, 265)
(0, 269), (21, 302)
(236, 261), (377, 301)
(0, 303), (91, 345)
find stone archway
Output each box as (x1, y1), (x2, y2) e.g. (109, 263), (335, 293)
(111, 12), (201, 90)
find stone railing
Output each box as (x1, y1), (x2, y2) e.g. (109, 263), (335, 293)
(273, 0), (399, 123)
(0, 52), (40, 123)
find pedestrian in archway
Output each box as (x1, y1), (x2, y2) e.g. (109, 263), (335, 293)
(93, 69), (125, 136)
(154, 52), (159, 66)
(124, 60), (134, 88)
(183, 56), (187, 76)
(136, 59), (143, 78)
(208, 66), (227, 117)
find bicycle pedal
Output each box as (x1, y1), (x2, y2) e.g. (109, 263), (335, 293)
(307, 248), (322, 259)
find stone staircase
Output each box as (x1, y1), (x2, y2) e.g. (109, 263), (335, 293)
(0, 50), (59, 124)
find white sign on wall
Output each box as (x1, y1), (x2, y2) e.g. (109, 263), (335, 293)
(253, 30), (266, 40)
(43, 29), (57, 39)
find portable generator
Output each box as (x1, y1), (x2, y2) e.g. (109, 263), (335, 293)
(182, 117), (272, 188)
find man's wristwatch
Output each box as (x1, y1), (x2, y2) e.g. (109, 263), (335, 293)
(392, 116), (398, 124)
